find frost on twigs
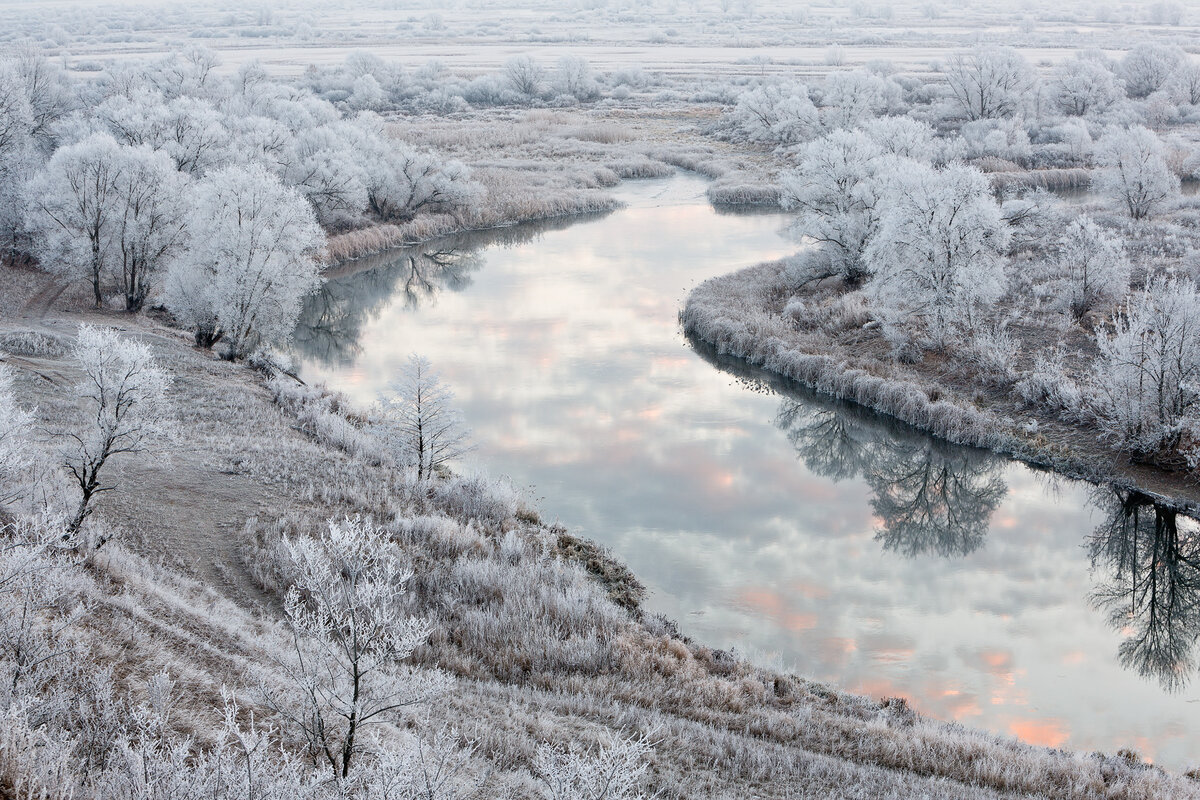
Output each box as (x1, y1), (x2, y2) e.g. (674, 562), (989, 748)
(535, 732), (656, 800)
(375, 354), (472, 482)
(163, 164), (324, 358)
(262, 516), (442, 781)
(59, 325), (172, 536)
(0, 365), (37, 512)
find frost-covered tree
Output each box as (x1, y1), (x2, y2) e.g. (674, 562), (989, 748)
(377, 355), (471, 481)
(0, 63), (37, 254)
(780, 130), (896, 284)
(1092, 277), (1200, 456)
(1093, 125), (1180, 220)
(1050, 216), (1131, 318)
(535, 733), (654, 800)
(354, 121), (480, 223)
(282, 123), (370, 226)
(730, 83), (819, 144)
(817, 70), (899, 130)
(860, 116), (937, 161)
(27, 133), (124, 307)
(108, 146), (189, 311)
(9, 47), (75, 153)
(864, 163), (1009, 351)
(943, 48), (1034, 120)
(1120, 43), (1185, 99)
(1048, 59), (1126, 116)
(1166, 61), (1200, 106)
(29, 134), (187, 311)
(164, 165), (323, 357)
(61, 325), (171, 533)
(262, 517), (436, 780)
(96, 93), (231, 176)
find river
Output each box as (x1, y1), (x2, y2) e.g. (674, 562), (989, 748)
(295, 172), (1200, 770)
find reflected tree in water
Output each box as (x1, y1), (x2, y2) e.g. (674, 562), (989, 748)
(293, 214), (599, 367)
(1089, 489), (1200, 691)
(775, 398), (1006, 558)
(775, 398), (873, 482)
(867, 440), (1005, 558)
(293, 246), (482, 366)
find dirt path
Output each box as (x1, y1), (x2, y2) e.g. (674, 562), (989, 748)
(100, 458), (281, 614)
(18, 279), (68, 319)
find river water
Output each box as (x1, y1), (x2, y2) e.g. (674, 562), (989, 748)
(295, 173), (1200, 770)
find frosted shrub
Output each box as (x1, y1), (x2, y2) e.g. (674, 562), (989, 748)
(434, 474), (518, 525)
(817, 70), (900, 131)
(967, 323), (1019, 380)
(268, 377), (381, 461)
(0, 330), (69, 358)
(729, 83), (819, 145)
(958, 118), (1032, 165)
(860, 116), (937, 161)
(1048, 215), (1131, 318)
(1014, 347), (1083, 413)
(535, 733), (654, 800)
(448, 553), (626, 676)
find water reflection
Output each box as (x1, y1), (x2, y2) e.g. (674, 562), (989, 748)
(696, 339), (1007, 558)
(295, 174), (1200, 769)
(295, 214), (608, 366)
(777, 397), (1006, 558)
(696, 334), (1200, 695)
(1089, 490), (1200, 692)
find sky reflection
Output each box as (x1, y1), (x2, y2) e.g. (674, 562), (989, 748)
(296, 173), (1200, 771)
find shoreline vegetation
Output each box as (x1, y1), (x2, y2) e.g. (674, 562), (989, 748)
(681, 257), (1200, 515)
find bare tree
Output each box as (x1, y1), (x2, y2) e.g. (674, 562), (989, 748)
(377, 355), (471, 481)
(504, 55), (545, 98)
(943, 48), (1034, 120)
(60, 325), (171, 533)
(262, 517), (438, 781)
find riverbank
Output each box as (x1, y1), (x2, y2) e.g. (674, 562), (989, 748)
(5, 262), (1200, 797)
(681, 259), (1200, 513)
(322, 104), (782, 263)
